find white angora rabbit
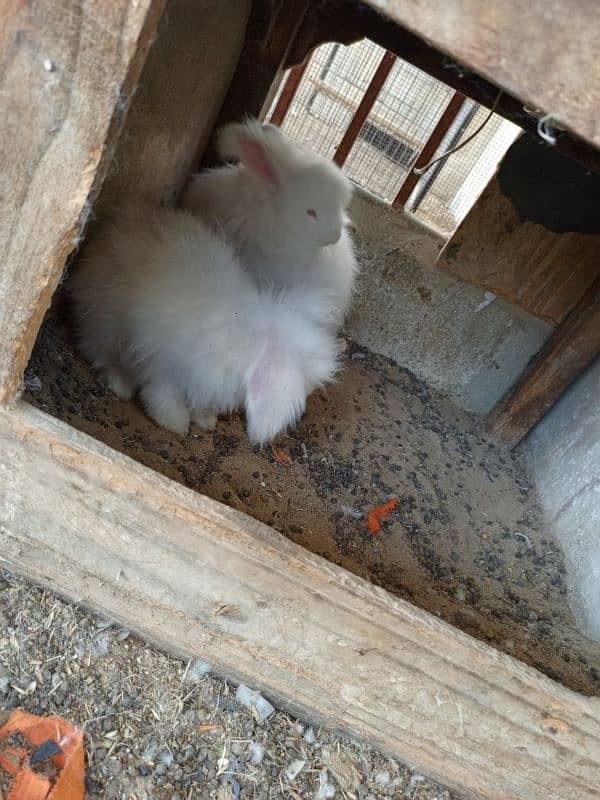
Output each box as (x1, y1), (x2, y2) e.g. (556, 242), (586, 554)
(181, 119), (358, 327)
(70, 205), (339, 444)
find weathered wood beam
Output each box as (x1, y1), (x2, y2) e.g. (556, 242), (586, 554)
(0, 0), (167, 404)
(200, 0), (310, 166)
(1, 400), (599, 800)
(487, 278), (600, 447)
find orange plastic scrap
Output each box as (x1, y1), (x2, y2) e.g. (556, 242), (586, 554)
(364, 496), (398, 535)
(0, 709), (85, 800)
(7, 768), (51, 800)
(271, 445), (292, 466)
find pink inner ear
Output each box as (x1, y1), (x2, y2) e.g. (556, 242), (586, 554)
(239, 138), (279, 185)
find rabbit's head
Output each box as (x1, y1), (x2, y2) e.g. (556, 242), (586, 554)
(218, 119), (353, 250)
(243, 287), (340, 444)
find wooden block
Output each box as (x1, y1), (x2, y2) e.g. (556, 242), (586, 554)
(364, 0), (600, 150)
(1, 400), (599, 800)
(0, 0), (166, 403)
(487, 278), (600, 447)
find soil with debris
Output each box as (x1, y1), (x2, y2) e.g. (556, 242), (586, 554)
(24, 301), (600, 696)
(0, 572), (461, 800)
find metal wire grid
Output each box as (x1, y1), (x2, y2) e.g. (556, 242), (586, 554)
(344, 58), (455, 201)
(272, 41), (383, 159)
(411, 105), (521, 233)
(270, 41), (521, 233)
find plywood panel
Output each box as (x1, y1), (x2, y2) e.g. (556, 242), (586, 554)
(1, 400), (599, 800)
(0, 0), (166, 403)
(438, 179), (599, 325)
(365, 0), (600, 150)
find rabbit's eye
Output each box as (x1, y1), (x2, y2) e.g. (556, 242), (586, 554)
(307, 208), (317, 219)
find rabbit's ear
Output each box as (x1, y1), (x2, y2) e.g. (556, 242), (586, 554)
(238, 137), (279, 185)
(218, 121), (280, 185)
(244, 340), (306, 445)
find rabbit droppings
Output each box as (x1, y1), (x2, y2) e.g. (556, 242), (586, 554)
(181, 119), (358, 328)
(70, 205), (340, 444)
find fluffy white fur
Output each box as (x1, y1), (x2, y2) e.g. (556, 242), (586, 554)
(181, 119), (358, 327)
(70, 205), (339, 444)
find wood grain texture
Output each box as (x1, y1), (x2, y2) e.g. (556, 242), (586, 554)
(365, 0), (600, 150)
(487, 278), (600, 447)
(96, 0), (251, 211)
(0, 0), (166, 404)
(1, 401), (599, 800)
(437, 179), (599, 326)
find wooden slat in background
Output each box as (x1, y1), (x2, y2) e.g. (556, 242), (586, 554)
(437, 178), (599, 326)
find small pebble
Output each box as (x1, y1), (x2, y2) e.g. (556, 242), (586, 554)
(284, 758), (305, 781)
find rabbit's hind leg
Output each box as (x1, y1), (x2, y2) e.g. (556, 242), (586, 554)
(140, 380), (190, 436)
(192, 408), (218, 431)
(101, 364), (137, 402)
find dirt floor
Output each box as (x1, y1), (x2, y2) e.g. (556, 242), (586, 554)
(23, 297), (600, 698)
(0, 571), (461, 800)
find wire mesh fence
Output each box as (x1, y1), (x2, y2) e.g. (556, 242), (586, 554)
(269, 40), (521, 235)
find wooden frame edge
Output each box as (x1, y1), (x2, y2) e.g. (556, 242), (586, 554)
(1, 400), (598, 800)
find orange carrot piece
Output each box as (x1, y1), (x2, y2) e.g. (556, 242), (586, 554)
(364, 497), (398, 535)
(271, 445), (292, 466)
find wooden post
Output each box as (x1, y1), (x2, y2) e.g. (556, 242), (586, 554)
(333, 50), (396, 167)
(393, 90), (466, 208)
(270, 60), (310, 126)
(0, 0), (167, 404)
(487, 277), (600, 447)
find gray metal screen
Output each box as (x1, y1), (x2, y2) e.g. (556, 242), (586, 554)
(269, 41), (521, 235)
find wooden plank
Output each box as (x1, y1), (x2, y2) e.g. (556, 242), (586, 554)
(270, 60), (310, 127)
(96, 0), (251, 212)
(333, 50), (396, 167)
(393, 91), (466, 208)
(0, 0), (166, 405)
(437, 155), (600, 326)
(364, 0), (600, 151)
(487, 278), (600, 447)
(1, 400), (599, 800)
